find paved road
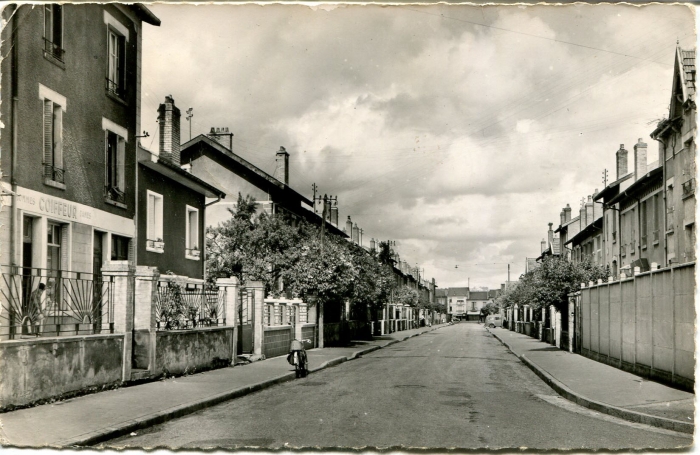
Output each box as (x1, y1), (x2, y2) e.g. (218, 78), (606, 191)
(104, 323), (692, 450)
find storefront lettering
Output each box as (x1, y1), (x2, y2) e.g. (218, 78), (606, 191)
(39, 197), (78, 220)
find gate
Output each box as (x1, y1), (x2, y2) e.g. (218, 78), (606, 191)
(237, 288), (253, 354)
(570, 292), (582, 353)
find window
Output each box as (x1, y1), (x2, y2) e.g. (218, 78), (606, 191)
(103, 118), (127, 206)
(640, 200), (648, 248)
(47, 223), (62, 271)
(185, 205), (200, 259)
(471, 302), (476, 311)
(111, 234), (130, 261)
(146, 191), (164, 253)
(43, 98), (63, 185)
(107, 30), (126, 97)
(43, 4), (63, 61)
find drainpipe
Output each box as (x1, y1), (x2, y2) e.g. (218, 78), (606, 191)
(9, 4), (19, 269)
(652, 134), (668, 267)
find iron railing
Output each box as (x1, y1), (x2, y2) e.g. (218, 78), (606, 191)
(105, 185), (126, 204)
(105, 78), (125, 99)
(155, 280), (226, 330)
(185, 248), (201, 258)
(44, 164), (64, 183)
(43, 38), (65, 62)
(0, 266), (114, 339)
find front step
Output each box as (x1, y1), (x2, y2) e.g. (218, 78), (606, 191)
(130, 369), (152, 381)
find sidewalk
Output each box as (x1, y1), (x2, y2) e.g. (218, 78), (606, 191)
(0, 324), (445, 448)
(488, 327), (695, 434)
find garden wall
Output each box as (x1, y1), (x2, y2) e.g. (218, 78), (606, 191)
(580, 263), (695, 391)
(155, 327), (233, 375)
(263, 325), (293, 359)
(0, 334), (124, 409)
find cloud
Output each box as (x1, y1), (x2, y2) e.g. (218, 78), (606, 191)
(142, 3), (695, 288)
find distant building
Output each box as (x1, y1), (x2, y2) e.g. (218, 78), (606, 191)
(443, 287), (489, 321)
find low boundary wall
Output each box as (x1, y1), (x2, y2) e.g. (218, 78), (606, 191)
(155, 327), (233, 375)
(0, 334), (124, 409)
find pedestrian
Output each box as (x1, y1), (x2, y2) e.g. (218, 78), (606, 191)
(24, 282), (46, 335)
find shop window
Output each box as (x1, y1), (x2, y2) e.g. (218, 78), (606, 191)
(111, 234), (130, 261)
(146, 191), (164, 253)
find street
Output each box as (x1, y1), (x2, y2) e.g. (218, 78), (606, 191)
(105, 324), (692, 450)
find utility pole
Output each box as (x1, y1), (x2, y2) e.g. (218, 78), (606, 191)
(602, 168), (609, 187)
(311, 183), (318, 213)
(186, 108), (193, 141)
(313, 193), (337, 348)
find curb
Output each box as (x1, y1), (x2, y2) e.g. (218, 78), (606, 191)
(64, 326), (442, 447)
(488, 328), (694, 435)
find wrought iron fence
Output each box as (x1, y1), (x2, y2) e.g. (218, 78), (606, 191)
(105, 77), (125, 99)
(105, 185), (126, 205)
(155, 280), (226, 330)
(0, 266), (114, 339)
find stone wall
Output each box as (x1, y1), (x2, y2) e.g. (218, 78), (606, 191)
(0, 334), (124, 409)
(155, 327), (233, 375)
(579, 263), (695, 391)
(301, 324), (317, 349)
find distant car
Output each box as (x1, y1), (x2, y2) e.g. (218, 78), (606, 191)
(485, 314), (503, 328)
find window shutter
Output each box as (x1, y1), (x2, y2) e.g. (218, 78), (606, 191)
(117, 138), (125, 190)
(53, 105), (63, 171)
(147, 194), (155, 240)
(43, 99), (53, 175)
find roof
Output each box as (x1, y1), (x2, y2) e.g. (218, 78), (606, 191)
(565, 217), (603, 246)
(594, 172), (634, 202)
(680, 48), (696, 96)
(469, 291), (488, 300)
(606, 166), (663, 206)
(181, 135), (313, 206)
(130, 4), (161, 26)
(488, 289), (500, 298)
(435, 289), (448, 297)
(447, 287), (469, 297)
(555, 215), (581, 234)
(139, 150), (226, 199)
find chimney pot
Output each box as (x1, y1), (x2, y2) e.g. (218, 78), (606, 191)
(616, 144), (628, 180)
(275, 146), (290, 185)
(634, 139), (648, 181)
(158, 95), (181, 165)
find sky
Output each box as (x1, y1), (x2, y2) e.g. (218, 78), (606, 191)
(139, 3), (696, 290)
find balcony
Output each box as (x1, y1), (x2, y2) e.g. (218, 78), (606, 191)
(43, 38), (65, 62)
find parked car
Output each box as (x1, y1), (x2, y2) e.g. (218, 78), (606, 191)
(485, 314), (503, 328)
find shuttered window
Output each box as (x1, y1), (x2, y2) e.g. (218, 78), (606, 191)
(186, 206), (199, 253)
(147, 191), (163, 243)
(43, 99), (63, 183)
(104, 126), (126, 203)
(107, 30), (126, 97)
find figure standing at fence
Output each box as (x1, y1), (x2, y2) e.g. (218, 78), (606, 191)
(24, 283), (46, 335)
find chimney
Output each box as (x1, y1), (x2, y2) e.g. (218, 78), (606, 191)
(634, 138), (647, 181)
(547, 222), (554, 248)
(275, 146), (290, 185)
(541, 238), (547, 253)
(158, 95), (181, 165)
(370, 238), (376, 251)
(345, 216), (352, 235)
(586, 195), (594, 225)
(564, 204), (572, 222)
(352, 223), (360, 244)
(615, 144), (628, 181)
(580, 204), (586, 229)
(330, 205), (338, 226)
(206, 127), (234, 150)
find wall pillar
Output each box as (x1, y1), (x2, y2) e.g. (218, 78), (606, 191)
(133, 266), (159, 374)
(217, 276), (239, 365)
(249, 281), (265, 357)
(102, 260), (135, 382)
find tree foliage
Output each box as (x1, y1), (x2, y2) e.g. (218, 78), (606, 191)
(497, 256), (607, 312)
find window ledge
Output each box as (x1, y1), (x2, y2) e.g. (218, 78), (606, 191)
(44, 179), (65, 190)
(146, 246), (164, 254)
(105, 198), (127, 209)
(43, 52), (65, 69)
(653, 240), (660, 246)
(666, 228), (675, 235)
(641, 245), (647, 251)
(185, 254), (201, 261)
(106, 90), (128, 106)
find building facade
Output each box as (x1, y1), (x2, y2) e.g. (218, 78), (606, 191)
(0, 4), (160, 339)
